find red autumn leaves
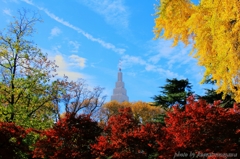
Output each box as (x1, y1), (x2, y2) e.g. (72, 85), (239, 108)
(33, 113), (102, 159)
(159, 97), (240, 158)
(91, 107), (163, 158)
(0, 122), (31, 159)
(1, 97), (240, 158)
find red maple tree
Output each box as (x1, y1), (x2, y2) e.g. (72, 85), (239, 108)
(33, 113), (102, 159)
(0, 122), (30, 159)
(158, 96), (240, 158)
(92, 107), (163, 159)
(92, 98), (240, 159)
(31, 97), (240, 159)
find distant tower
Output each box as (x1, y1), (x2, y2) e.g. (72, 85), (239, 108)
(111, 61), (129, 102)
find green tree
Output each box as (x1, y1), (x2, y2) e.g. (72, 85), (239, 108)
(0, 10), (58, 129)
(152, 78), (193, 108)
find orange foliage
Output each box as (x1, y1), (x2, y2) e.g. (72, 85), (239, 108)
(99, 100), (165, 123)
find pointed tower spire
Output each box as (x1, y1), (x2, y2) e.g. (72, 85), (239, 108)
(111, 61), (129, 102)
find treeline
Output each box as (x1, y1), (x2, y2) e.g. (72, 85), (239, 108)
(1, 98), (240, 158)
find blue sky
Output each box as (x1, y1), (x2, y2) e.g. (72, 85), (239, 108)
(0, 0), (209, 102)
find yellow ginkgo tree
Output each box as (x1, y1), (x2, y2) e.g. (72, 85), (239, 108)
(154, 0), (240, 102)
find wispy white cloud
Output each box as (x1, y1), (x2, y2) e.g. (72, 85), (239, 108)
(54, 54), (67, 70)
(148, 39), (175, 64)
(52, 49), (86, 70)
(69, 41), (80, 53)
(69, 54), (86, 68)
(42, 8), (126, 54)
(118, 39), (195, 79)
(121, 54), (146, 66)
(54, 54), (87, 81)
(155, 68), (183, 79)
(121, 54), (183, 79)
(40, 47), (88, 81)
(148, 39), (195, 69)
(52, 45), (62, 53)
(146, 39), (204, 82)
(90, 59), (103, 68)
(21, 0), (32, 5)
(41, 8), (126, 54)
(3, 8), (12, 16)
(145, 64), (156, 71)
(78, 0), (129, 29)
(126, 71), (137, 77)
(21, 0), (125, 54)
(145, 63), (184, 79)
(49, 27), (61, 38)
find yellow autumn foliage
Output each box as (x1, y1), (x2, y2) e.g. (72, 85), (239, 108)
(99, 100), (165, 123)
(154, 0), (240, 101)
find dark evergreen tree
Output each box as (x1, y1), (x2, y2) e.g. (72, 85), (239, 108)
(152, 78), (193, 109)
(199, 77), (235, 108)
(199, 89), (234, 108)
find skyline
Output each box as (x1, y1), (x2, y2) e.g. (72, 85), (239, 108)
(0, 0), (210, 102)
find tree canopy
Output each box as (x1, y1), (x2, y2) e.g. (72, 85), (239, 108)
(33, 113), (102, 159)
(154, 0), (240, 102)
(0, 9), (107, 129)
(152, 78), (193, 108)
(197, 79), (235, 108)
(93, 99), (240, 158)
(0, 10), (58, 129)
(0, 122), (30, 159)
(159, 96), (240, 158)
(52, 76), (106, 121)
(92, 108), (162, 159)
(99, 100), (165, 124)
